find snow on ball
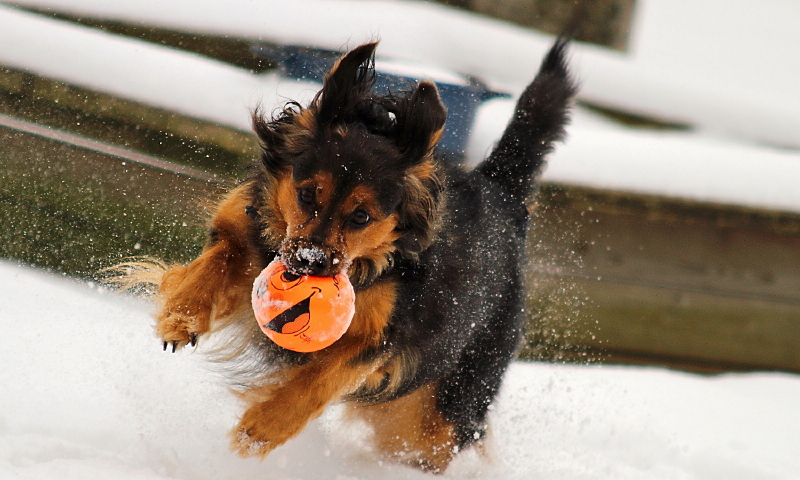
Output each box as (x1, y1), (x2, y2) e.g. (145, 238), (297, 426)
(251, 260), (355, 353)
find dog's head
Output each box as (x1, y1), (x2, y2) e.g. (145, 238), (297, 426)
(253, 42), (447, 285)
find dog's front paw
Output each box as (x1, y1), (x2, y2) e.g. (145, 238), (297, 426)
(156, 265), (213, 352)
(230, 406), (300, 459)
(156, 308), (207, 352)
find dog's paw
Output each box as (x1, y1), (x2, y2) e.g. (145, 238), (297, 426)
(229, 407), (299, 459)
(155, 265), (213, 352)
(230, 427), (276, 459)
(156, 310), (206, 352)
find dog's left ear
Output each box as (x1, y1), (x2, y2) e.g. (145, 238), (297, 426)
(394, 158), (443, 256)
(390, 81), (446, 256)
(316, 42), (378, 126)
(393, 81), (447, 165)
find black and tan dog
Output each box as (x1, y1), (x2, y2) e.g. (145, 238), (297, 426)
(139, 39), (575, 472)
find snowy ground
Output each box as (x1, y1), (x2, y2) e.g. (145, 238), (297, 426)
(3, 261), (800, 479)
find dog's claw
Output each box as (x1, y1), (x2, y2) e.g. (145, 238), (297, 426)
(161, 335), (198, 352)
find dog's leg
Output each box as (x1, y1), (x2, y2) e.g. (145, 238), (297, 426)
(230, 279), (397, 458)
(156, 183), (261, 350)
(437, 294), (524, 451)
(230, 337), (378, 457)
(349, 381), (458, 474)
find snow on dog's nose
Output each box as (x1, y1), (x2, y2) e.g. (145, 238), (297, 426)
(288, 245), (329, 276)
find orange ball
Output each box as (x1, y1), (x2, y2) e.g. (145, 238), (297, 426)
(251, 260), (355, 352)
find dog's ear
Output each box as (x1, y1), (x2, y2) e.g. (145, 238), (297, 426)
(252, 108), (289, 176)
(316, 42), (378, 126)
(394, 160), (443, 256)
(390, 82), (447, 255)
(252, 102), (315, 176)
(393, 81), (447, 165)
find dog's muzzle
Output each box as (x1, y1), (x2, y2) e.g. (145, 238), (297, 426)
(280, 239), (342, 277)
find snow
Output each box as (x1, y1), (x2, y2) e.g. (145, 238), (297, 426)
(0, 3), (321, 133)
(6, 0), (800, 150)
(469, 101), (800, 212)
(2, 260), (800, 479)
(1, 0), (800, 212)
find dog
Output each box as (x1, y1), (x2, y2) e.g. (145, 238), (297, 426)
(134, 39), (575, 473)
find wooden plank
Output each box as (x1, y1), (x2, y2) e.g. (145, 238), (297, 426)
(0, 65), (257, 175)
(522, 185), (800, 373)
(581, 280), (800, 371)
(442, 0), (637, 51)
(0, 124), (223, 277)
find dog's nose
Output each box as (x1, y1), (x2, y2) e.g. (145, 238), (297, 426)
(292, 246), (329, 276)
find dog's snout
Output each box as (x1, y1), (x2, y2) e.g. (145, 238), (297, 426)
(280, 238), (341, 277)
(290, 246), (329, 276)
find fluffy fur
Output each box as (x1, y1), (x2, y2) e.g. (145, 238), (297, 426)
(135, 40), (576, 473)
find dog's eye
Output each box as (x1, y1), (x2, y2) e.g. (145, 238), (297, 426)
(297, 188), (315, 206)
(350, 210), (371, 227)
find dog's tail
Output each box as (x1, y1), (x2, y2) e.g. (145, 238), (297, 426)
(475, 39), (577, 200)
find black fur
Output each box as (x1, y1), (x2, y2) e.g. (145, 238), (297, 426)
(316, 42), (378, 127)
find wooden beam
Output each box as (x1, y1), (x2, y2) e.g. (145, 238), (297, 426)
(522, 185), (800, 373)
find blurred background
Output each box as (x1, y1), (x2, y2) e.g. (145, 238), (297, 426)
(1, 0), (799, 374)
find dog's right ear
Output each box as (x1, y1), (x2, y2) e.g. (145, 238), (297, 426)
(315, 42), (378, 126)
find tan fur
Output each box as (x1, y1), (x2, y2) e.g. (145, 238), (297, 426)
(100, 257), (169, 295)
(347, 216), (399, 259)
(427, 125), (446, 153)
(356, 348), (419, 402)
(258, 170), (291, 248)
(293, 107), (316, 132)
(349, 382), (457, 473)
(231, 336), (378, 458)
(273, 171), (306, 239)
(348, 278), (397, 340)
(407, 158), (438, 184)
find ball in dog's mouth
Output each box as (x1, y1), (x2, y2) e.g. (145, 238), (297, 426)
(252, 260), (355, 352)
